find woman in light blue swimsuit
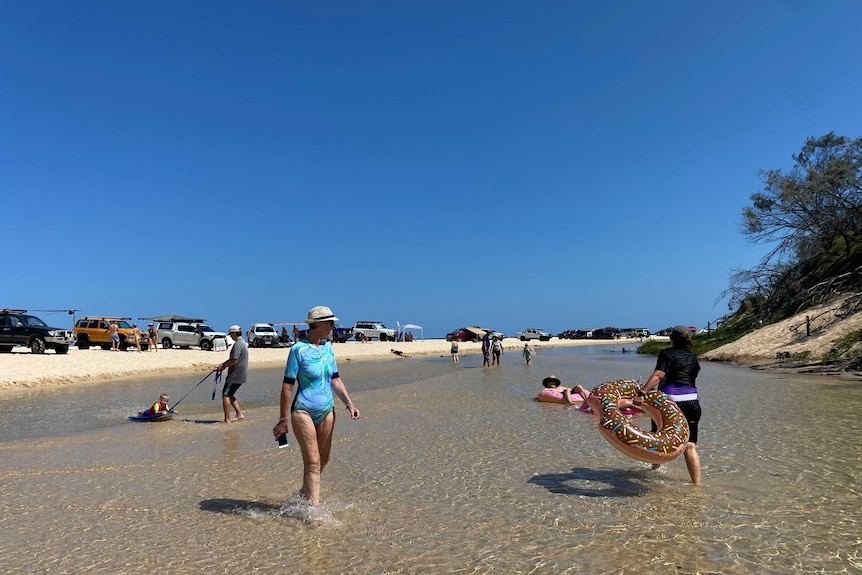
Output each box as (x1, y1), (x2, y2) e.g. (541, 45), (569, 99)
(272, 306), (360, 505)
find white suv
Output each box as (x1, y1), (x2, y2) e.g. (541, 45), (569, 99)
(247, 323), (279, 347)
(157, 321), (226, 351)
(352, 321), (397, 341)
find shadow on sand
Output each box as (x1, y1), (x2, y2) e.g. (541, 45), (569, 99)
(528, 466), (649, 497)
(199, 498), (282, 515)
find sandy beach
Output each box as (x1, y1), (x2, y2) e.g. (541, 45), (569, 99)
(6, 296), (859, 397)
(0, 337), (631, 395)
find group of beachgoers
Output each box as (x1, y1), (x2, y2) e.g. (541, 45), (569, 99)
(448, 333), (536, 366)
(140, 315), (701, 515)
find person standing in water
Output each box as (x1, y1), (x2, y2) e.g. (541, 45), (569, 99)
(638, 325), (702, 485)
(214, 325), (247, 424)
(491, 336), (503, 365)
(523, 342), (535, 364)
(272, 306), (360, 506)
(481, 331), (492, 367)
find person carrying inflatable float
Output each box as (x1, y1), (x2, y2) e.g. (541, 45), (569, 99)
(586, 324), (702, 484)
(537, 375), (641, 415)
(637, 324), (702, 484)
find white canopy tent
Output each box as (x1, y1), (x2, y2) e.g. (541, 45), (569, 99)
(400, 323), (424, 340)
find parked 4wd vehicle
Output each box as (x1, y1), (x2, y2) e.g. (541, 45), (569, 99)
(74, 317), (149, 351)
(0, 309), (74, 354)
(331, 324), (354, 343)
(157, 321), (226, 351)
(247, 323), (279, 347)
(516, 328), (552, 341)
(352, 321), (397, 341)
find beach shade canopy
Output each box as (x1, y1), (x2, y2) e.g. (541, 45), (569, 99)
(402, 323), (423, 340)
(139, 315), (207, 323)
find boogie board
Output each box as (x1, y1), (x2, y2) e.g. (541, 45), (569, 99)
(128, 410), (176, 422)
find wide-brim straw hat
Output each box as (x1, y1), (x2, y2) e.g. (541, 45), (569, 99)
(306, 306), (339, 324)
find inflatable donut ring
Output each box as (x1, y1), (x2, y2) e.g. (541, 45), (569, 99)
(586, 379), (689, 464)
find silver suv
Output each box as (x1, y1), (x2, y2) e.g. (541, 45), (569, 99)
(352, 321), (397, 341)
(157, 321), (226, 351)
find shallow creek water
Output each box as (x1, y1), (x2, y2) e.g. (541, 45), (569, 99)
(1, 346), (860, 574)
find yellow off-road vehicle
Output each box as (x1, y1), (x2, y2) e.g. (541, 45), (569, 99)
(73, 317), (149, 351)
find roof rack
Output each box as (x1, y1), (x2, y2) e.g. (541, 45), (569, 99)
(0, 309), (28, 313)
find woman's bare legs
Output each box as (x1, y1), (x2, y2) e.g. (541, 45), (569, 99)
(291, 409), (335, 505)
(684, 442), (701, 485)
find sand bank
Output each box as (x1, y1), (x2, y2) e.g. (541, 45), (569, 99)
(0, 337), (629, 395)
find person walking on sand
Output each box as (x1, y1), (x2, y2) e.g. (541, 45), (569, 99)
(523, 342), (535, 364)
(109, 320), (120, 352)
(491, 336), (503, 366)
(637, 325), (702, 485)
(148, 323), (158, 352)
(450, 340), (459, 363)
(272, 306), (360, 506)
(214, 325), (247, 424)
(131, 324), (142, 353)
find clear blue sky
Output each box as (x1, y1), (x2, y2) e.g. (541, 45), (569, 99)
(3, 1), (862, 337)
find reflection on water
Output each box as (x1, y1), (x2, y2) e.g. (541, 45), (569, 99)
(1, 346), (861, 574)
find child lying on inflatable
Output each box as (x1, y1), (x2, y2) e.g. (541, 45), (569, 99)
(537, 375), (593, 410)
(139, 393), (173, 416)
(537, 375), (639, 415)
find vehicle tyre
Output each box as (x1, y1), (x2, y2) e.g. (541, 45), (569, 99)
(520, 336), (526, 341)
(55, 344), (69, 354)
(200, 339), (212, 351)
(76, 336), (90, 350)
(0, 345), (13, 353)
(30, 337), (46, 354)
(101, 344), (112, 351)
(162, 338), (173, 349)
(119, 339), (128, 351)
(379, 333), (387, 342)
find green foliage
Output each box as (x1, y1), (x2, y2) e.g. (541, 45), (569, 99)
(637, 311), (763, 357)
(724, 133), (862, 318)
(822, 328), (862, 362)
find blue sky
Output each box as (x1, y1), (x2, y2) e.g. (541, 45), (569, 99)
(3, 1), (862, 337)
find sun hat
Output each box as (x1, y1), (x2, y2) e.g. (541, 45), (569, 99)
(229, 325), (241, 333)
(542, 375), (562, 388)
(306, 306), (339, 324)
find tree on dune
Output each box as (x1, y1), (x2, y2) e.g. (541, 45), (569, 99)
(721, 132), (862, 323)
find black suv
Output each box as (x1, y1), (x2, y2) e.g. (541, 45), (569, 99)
(0, 309), (74, 354)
